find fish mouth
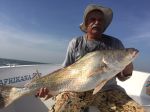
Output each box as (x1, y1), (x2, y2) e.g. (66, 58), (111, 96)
(132, 49), (139, 58)
(126, 48), (139, 59)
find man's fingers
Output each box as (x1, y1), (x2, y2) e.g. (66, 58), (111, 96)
(39, 88), (45, 97)
(43, 87), (49, 94)
(35, 88), (49, 98)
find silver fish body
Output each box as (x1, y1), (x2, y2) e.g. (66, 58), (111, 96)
(0, 48), (139, 108)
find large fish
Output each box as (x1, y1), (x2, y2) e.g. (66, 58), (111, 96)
(0, 48), (139, 108)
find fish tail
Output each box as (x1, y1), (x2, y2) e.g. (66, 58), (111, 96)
(0, 85), (24, 109)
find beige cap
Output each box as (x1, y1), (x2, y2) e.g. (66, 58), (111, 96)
(80, 4), (113, 32)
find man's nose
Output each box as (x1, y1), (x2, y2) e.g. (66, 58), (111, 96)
(95, 20), (100, 24)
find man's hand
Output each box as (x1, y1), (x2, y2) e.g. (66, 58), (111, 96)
(117, 63), (133, 81)
(35, 87), (52, 100)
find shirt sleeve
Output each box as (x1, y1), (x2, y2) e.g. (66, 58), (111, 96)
(112, 37), (125, 49)
(62, 38), (76, 67)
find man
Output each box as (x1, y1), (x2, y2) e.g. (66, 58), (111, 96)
(37, 4), (144, 112)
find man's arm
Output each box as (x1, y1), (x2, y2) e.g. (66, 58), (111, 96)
(117, 63), (133, 81)
(62, 38), (76, 67)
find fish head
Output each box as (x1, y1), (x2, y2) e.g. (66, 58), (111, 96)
(123, 48), (139, 61)
(102, 48), (139, 70)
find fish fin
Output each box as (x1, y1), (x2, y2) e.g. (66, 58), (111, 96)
(31, 69), (41, 82)
(102, 57), (108, 65)
(32, 69), (41, 81)
(24, 69), (41, 87)
(0, 85), (24, 109)
(88, 59), (108, 77)
(93, 79), (107, 95)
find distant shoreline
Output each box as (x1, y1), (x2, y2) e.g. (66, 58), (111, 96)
(0, 58), (48, 66)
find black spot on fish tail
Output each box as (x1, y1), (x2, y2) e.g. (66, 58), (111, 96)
(0, 85), (13, 109)
(0, 93), (5, 108)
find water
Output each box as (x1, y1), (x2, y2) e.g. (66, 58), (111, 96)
(0, 58), (46, 66)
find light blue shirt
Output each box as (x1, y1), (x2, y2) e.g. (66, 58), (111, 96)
(63, 34), (125, 91)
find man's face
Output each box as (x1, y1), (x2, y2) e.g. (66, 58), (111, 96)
(85, 10), (105, 36)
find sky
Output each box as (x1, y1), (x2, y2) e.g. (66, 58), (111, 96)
(0, 0), (150, 72)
